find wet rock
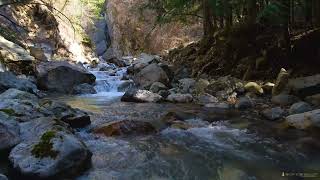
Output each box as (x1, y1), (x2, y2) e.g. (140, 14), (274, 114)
(289, 102), (312, 115)
(261, 107), (285, 121)
(0, 174), (8, 180)
(133, 63), (169, 88)
(121, 88), (162, 103)
(9, 130), (91, 179)
(235, 97), (253, 110)
(288, 74), (320, 97)
(272, 68), (290, 96)
(305, 94), (320, 106)
(197, 93), (219, 105)
(36, 61), (96, 94)
(271, 94), (299, 106)
(285, 109), (320, 129)
(0, 112), (20, 151)
(149, 82), (168, 93)
(40, 101), (91, 128)
(94, 120), (156, 136)
(177, 78), (196, 94)
(166, 93), (193, 103)
(244, 82), (264, 95)
(72, 83), (97, 95)
(204, 102), (231, 110)
(117, 80), (135, 92)
(0, 72), (38, 94)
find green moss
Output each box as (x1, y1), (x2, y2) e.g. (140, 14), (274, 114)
(31, 131), (59, 159)
(0, 108), (16, 116)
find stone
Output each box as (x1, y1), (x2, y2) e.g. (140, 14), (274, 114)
(197, 93), (219, 105)
(133, 63), (169, 88)
(271, 94), (299, 106)
(289, 102), (312, 115)
(204, 102), (231, 110)
(235, 97), (253, 110)
(158, 90), (170, 98)
(0, 35), (35, 74)
(0, 174), (8, 180)
(131, 53), (158, 73)
(121, 89), (163, 103)
(0, 112), (20, 151)
(0, 72), (38, 94)
(288, 74), (320, 97)
(9, 130), (91, 179)
(30, 47), (47, 61)
(262, 82), (275, 94)
(244, 82), (264, 95)
(261, 107), (285, 121)
(117, 81), (135, 92)
(149, 82), (168, 93)
(194, 79), (210, 95)
(94, 120), (156, 136)
(107, 58), (127, 67)
(95, 40), (107, 56)
(35, 61), (96, 94)
(272, 68), (290, 96)
(206, 76), (243, 100)
(166, 93), (193, 103)
(177, 78), (196, 94)
(305, 94), (320, 106)
(72, 83), (97, 95)
(286, 109), (320, 129)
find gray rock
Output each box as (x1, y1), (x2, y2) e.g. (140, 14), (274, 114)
(289, 102), (312, 115)
(107, 58), (127, 67)
(158, 90), (170, 98)
(149, 82), (168, 93)
(9, 130), (91, 179)
(194, 79), (210, 95)
(235, 97), (253, 110)
(177, 78), (196, 94)
(121, 89), (162, 103)
(0, 112), (20, 150)
(133, 63), (169, 88)
(117, 81), (135, 92)
(272, 68), (290, 96)
(288, 74), (320, 97)
(204, 102), (231, 110)
(286, 109), (320, 129)
(72, 83), (97, 95)
(262, 107), (285, 121)
(0, 174), (8, 180)
(305, 94), (320, 106)
(271, 94), (299, 106)
(36, 61), (96, 94)
(0, 72), (38, 94)
(197, 93), (219, 105)
(206, 76), (243, 100)
(95, 40), (107, 56)
(166, 93), (193, 103)
(131, 53), (158, 73)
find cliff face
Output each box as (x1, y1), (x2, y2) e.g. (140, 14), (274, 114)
(105, 0), (202, 56)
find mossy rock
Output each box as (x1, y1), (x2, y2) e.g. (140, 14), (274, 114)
(0, 108), (16, 116)
(31, 131), (59, 159)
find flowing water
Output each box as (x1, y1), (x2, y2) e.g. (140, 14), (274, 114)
(47, 62), (320, 180)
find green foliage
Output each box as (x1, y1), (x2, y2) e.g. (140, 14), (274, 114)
(257, 1), (290, 25)
(31, 131), (59, 159)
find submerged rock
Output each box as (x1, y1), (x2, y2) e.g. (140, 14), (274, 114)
(94, 120), (156, 136)
(286, 109), (320, 129)
(9, 130), (91, 179)
(35, 61), (96, 94)
(0, 112), (20, 151)
(261, 107), (285, 121)
(289, 102), (312, 115)
(204, 102), (231, 110)
(121, 89), (163, 103)
(166, 93), (193, 103)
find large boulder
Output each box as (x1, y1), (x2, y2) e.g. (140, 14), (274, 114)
(121, 89), (163, 103)
(72, 83), (97, 95)
(261, 107), (285, 121)
(177, 78), (196, 94)
(271, 94), (299, 106)
(35, 61), (96, 93)
(0, 72), (38, 94)
(166, 93), (193, 103)
(9, 130), (91, 179)
(288, 74), (320, 97)
(94, 120), (156, 136)
(133, 63), (169, 88)
(0, 35), (35, 74)
(272, 68), (290, 96)
(205, 76), (243, 100)
(285, 109), (320, 129)
(149, 82), (167, 93)
(0, 112), (20, 151)
(289, 102), (312, 115)
(0, 174), (8, 180)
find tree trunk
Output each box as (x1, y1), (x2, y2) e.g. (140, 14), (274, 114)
(247, 0), (257, 24)
(203, 0), (214, 38)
